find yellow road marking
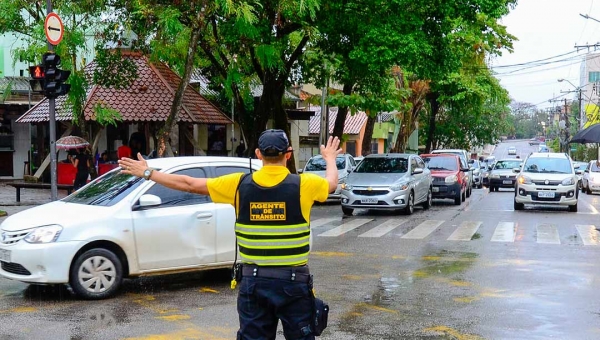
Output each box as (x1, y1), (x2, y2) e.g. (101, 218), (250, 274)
(424, 325), (484, 340)
(155, 315), (191, 322)
(0, 306), (37, 313)
(199, 288), (219, 293)
(312, 251), (354, 257)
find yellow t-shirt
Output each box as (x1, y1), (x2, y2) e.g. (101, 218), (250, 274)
(207, 165), (329, 222)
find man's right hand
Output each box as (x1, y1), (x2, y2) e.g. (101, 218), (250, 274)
(320, 136), (342, 161)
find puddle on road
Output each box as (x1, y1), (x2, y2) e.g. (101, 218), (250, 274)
(414, 251), (478, 278)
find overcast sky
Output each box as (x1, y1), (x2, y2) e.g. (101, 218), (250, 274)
(491, 0), (600, 110)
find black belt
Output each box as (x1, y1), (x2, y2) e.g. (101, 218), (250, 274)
(242, 265), (311, 283)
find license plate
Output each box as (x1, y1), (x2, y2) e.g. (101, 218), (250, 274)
(503, 180), (512, 185)
(360, 198), (378, 204)
(538, 191), (555, 198)
(0, 249), (10, 263)
(432, 187), (440, 192)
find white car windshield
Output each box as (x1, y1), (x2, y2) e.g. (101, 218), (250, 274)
(354, 157), (408, 173)
(63, 169), (145, 206)
(493, 160), (522, 170)
(590, 162), (600, 172)
(305, 157), (345, 171)
(523, 158), (572, 174)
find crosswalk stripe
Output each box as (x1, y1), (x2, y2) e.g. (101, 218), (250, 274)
(491, 222), (515, 242)
(311, 217), (341, 228)
(401, 220), (444, 239)
(318, 219), (373, 237)
(358, 220), (407, 238)
(447, 221), (482, 241)
(576, 225), (600, 245)
(536, 224), (560, 244)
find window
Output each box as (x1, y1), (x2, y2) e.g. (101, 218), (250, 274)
(410, 158), (418, 172)
(423, 156), (458, 171)
(523, 158), (572, 174)
(590, 72), (600, 82)
(214, 166), (252, 177)
(416, 157), (425, 169)
(63, 170), (144, 206)
(354, 157), (408, 173)
(305, 156), (346, 171)
(371, 140), (378, 154)
(144, 168), (211, 207)
(346, 141), (356, 156)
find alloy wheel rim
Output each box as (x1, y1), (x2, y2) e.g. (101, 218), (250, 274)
(409, 193), (414, 213)
(78, 256), (116, 293)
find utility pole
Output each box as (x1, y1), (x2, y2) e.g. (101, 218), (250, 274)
(46, 0), (58, 201)
(564, 98), (570, 155)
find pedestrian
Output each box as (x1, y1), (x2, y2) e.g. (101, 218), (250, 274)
(235, 140), (247, 157)
(119, 129), (340, 339)
(69, 147), (90, 190)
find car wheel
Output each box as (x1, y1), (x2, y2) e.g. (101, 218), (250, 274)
(569, 202), (578, 212)
(69, 248), (123, 300)
(403, 191), (414, 215)
(422, 187), (432, 210)
(514, 198), (524, 211)
(462, 188), (466, 201)
(342, 206), (354, 216)
(454, 190), (462, 205)
(586, 184), (592, 195)
(489, 186), (495, 192)
(466, 186), (471, 198)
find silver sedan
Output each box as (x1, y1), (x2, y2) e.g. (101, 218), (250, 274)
(340, 154), (432, 215)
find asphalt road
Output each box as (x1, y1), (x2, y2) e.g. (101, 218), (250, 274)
(2, 140), (600, 339)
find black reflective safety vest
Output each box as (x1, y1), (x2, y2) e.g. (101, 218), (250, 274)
(235, 173), (310, 266)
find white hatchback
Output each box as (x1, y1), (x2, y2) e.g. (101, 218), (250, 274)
(0, 157), (262, 299)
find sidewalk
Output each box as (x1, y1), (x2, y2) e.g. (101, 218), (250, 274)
(0, 182), (70, 219)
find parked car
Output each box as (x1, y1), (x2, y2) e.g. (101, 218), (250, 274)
(469, 159), (484, 188)
(431, 149), (473, 197)
(514, 152), (581, 212)
(353, 156), (364, 166)
(301, 154), (356, 199)
(421, 154), (469, 205)
(582, 160), (600, 194)
(340, 154), (432, 216)
(488, 158), (523, 192)
(507, 146), (517, 155)
(573, 161), (588, 189)
(528, 138), (540, 146)
(0, 157), (263, 299)
(481, 156), (496, 187)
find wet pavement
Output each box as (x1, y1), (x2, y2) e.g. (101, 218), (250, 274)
(2, 142), (600, 339)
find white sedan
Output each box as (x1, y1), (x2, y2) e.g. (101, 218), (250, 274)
(508, 146), (517, 155)
(0, 157), (262, 299)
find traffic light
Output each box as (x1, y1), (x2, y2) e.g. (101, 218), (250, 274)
(42, 52), (70, 98)
(28, 65), (45, 93)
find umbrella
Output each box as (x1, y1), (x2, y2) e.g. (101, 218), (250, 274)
(570, 124), (600, 144)
(56, 135), (90, 150)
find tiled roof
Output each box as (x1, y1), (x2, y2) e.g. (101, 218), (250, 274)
(0, 77), (33, 93)
(308, 107), (368, 135)
(189, 71), (219, 97)
(17, 52), (231, 124)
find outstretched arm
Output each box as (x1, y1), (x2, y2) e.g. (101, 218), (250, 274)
(118, 153), (209, 195)
(321, 136), (342, 193)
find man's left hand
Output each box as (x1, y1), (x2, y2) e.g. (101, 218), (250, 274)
(118, 153), (148, 178)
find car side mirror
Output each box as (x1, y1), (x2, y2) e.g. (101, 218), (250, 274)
(413, 168), (424, 174)
(133, 194), (162, 210)
(513, 168), (521, 173)
(469, 167), (475, 171)
(585, 169), (590, 173)
(576, 170), (583, 175)
(461, 168), (470, 172)
(488, 166), (493, 171)
(297, 169), (303, 174)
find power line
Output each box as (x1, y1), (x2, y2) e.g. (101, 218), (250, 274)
(490, 50), (579, 69)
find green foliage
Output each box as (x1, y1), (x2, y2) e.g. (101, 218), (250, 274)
(92, 101), (122, 127)
(0, 80), (12, 103)
(93, 49), (138, 89)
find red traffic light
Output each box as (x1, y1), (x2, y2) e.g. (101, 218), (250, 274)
(29, 65), (44, 79)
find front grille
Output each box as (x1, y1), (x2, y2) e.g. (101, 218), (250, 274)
(501, 175), (516, 179)
(352, 189), (389, 196)
(532, 180), (561, 186)
(1, 262), (31, 275)
(433, 177), (445, 183)
(1, 229), (31, 245)
(351, 200), (389, 206)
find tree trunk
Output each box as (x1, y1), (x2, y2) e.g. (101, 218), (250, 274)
(361, 112), (376, 156)
(157, 14), (202, 157)
(331, 83), (354, 139)
(254, 73), (297, 172)
(425, 92), (440, 153)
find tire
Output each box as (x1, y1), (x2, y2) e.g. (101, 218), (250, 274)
(586, 184), (592, 195)
(489, 186), (495, 192)
(514, 199), (524, 211)
(422, 187), (432, 210)
(403, 191), (414, 215)
(342, 206), (354, 216)
(462, 188), (466, 202)
(569, 202), (578, 212)
(69, 248), (123, 300)
(466, 186), (471, 198)
(454, 190), (462, 205)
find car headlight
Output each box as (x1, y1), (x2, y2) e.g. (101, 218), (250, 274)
(24, 225), (63, 243)
(341, 183), (353, 190)
(490, 173), (500, 178)
(518, 175), (532, 184)
(390, 183), (409, 191)
(562, 177), (576, 186)
(445, 175), (458, 183)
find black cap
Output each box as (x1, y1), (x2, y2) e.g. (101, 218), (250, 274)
(258, 129), (290, 156)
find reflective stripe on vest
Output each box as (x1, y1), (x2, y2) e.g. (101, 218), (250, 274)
(235, 173), (309, 266)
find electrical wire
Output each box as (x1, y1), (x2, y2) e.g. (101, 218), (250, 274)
(490, 50), (579, 69)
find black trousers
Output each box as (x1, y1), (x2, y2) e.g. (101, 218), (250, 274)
(73, 171), (88, 190)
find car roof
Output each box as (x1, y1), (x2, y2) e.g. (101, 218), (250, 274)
(496, 158), (523, 162)
(431, 149), (466, 153)
(364, 153), (411, 158)
(145, 156), (263, 169)
(308, 154), (347, 160)
(526, 152), (569, 159)
(420, 153), (459, 158)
